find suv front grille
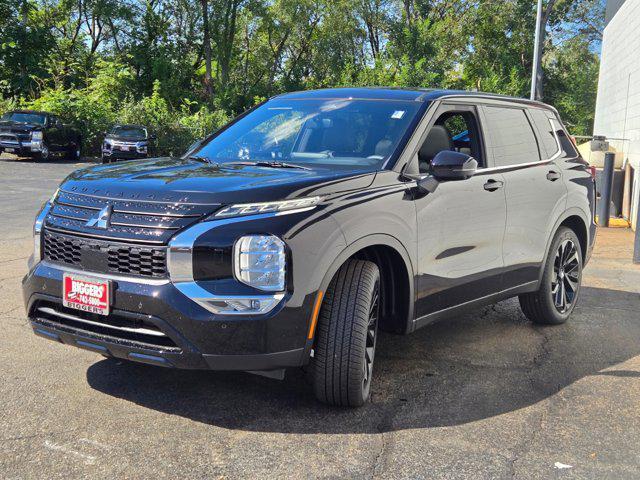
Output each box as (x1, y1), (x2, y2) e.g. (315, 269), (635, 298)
(45, 190), (218, 245)
(43, 230), (168, 278)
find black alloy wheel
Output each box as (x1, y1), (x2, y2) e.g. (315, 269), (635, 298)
(551, 239), (580, 313)
(519, 226), (583, 325)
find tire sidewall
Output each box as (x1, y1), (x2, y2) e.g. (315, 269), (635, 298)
(312, 260), (381, 407)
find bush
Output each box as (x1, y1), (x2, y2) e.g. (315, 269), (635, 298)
(118, 81), (230, 156)
(1, 76), (231, 158)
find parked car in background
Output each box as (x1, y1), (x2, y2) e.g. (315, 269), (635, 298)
(23, 88), (596, 407)
(101, 124), (153, 163)
(0, 110), (81, 161)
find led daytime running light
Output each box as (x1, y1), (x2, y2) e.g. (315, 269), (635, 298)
(215, 196), (321, 218)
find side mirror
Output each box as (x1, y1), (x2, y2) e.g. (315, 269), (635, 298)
(429, 150), (477, 180)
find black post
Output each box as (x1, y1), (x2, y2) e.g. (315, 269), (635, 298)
(634, 198), (640, 264)
(597, 152), (615, 227)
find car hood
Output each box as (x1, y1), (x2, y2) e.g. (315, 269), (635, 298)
(61, 157), (377, 206)
(105, 134), (147, 142)
(0, 120), (40, 133)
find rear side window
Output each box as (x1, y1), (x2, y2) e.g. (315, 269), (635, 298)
(547, 113), (579, 158)
(483, 106), (540, 167)
(529, 109), (560, 159)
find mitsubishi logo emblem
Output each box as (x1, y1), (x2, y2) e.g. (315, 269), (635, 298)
(86, 205), (112, 229)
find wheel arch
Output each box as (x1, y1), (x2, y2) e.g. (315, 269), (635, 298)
(317, 234), (415, 335)
(538, 207), (590, 285)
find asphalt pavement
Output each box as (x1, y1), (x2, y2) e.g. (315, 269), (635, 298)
(1, 154), (639, 479)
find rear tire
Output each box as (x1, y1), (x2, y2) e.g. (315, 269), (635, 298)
(312, 259), (380, 407)
(67, 142), (81, 161)
(519, 227), (583, 325)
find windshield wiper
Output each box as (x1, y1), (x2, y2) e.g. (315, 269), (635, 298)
(187, 155), (218, 166)
(226, 160), (311, 170)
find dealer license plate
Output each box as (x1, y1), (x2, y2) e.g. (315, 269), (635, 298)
(62, 274), (111, 316)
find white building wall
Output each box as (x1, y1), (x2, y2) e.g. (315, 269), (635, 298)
(593, 0), (640, 229)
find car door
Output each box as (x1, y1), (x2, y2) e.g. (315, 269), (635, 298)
(412, 103), (508, 320)
(47, 115), (64, 151)
(479, 104), (568, 288)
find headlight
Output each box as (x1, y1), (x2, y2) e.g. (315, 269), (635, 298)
(31, 130), (43, 142)
(103, 140), (111, 150)
(234, 235), (286, 291)
(215, 196), (321, 218)
(137, 144), (148, 153)
(32, 189), (57, 262)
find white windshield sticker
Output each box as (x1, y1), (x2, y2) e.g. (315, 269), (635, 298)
(391, 110), (405, 119)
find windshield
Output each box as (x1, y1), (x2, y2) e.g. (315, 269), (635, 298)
(110, 126), (147, 139)
(1, 112), (46, 125)
(192, 98), (422, 169)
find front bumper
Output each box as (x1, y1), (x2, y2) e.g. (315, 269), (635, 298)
(22, 261), (310, 372)
(0, 138), (42, 156)
(102, 149), (148, 160)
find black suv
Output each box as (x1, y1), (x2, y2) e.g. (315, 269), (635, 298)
(0, 110), (81, 161)
(101, 124), (152, 163)
(22, 88), (595, 407)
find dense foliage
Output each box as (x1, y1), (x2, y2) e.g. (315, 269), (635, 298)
(0, 0), (603, 155)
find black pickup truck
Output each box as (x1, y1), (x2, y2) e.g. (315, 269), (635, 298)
(0, 110), (82, 161)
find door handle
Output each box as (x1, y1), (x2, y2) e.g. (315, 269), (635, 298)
(483, 179), (504, 191)
(546, 170), (561, 181)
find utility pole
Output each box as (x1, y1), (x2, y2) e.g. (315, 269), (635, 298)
(530, 0), (544, 100)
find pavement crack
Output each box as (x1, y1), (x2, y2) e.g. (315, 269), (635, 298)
(506, 406), (547, 479)
(506, 327), (552, 478)
(0, 256), (28, 265)
(369, 401), (396, 479)
(531, 327), (551, 369)
(0, 306), (22, 317)
(370, 429), (388, 479)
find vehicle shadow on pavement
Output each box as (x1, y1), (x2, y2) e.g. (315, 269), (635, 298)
(86, 286), (640, 434)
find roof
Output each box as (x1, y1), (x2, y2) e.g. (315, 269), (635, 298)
(4, 109), (49, 116)
(112, 124), (147, 129)
(274, 87), (555, 110)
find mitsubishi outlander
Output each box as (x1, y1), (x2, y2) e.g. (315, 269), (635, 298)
(22, 88), (596, 407)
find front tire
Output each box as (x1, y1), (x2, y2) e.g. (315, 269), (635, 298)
(35, 143), (50, 161)
(519, 227), (583, 325)
(312, 259), (380, 407)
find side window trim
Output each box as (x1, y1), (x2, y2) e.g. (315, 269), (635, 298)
(544, 117), (563, 160)
(528, 108), (562, 161)
(523, 109), (544, 161)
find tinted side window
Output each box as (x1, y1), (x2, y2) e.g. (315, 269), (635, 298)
(483, 106), (540, 167)
(546, 112), (579, 157)
(529, 108), (559, 159)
